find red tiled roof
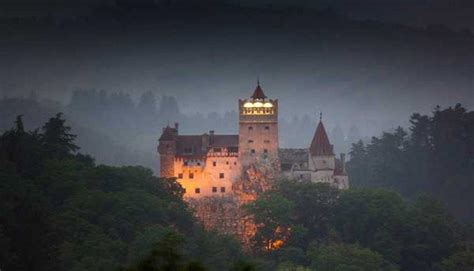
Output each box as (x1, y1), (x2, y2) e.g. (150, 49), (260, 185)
(175, 134), (238, 156)
(310, 121), (334, 156)
(251, 84), (267, 99)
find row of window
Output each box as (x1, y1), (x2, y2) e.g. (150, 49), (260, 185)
(178, 173), (225, 179)
(247, 139), (271, 143)
(186, 187), (226, 194)
(212, 161), (237, 166)
(248, 126), (271, 131)
(250, 149), (268, 154)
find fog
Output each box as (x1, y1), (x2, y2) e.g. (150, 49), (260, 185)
(1, 1), (473, 172)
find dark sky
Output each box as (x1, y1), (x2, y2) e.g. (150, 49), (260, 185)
(1, 0), (473, 137)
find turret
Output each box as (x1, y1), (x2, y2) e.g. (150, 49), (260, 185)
(308, 114), (335, 171)
(238, 81), (279, 167)
(158, 123), (178, 177)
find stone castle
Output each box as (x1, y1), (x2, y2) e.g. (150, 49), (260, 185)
(158, 82), (348, 197)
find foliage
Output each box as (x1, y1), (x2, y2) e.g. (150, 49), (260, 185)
(0, 114), (247, 271)
(246, 180), (472, 271)
(347, 104), (474, 220)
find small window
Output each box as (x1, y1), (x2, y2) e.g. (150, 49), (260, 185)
(183, 188), (186, 193)
(213, 161), (216, 167)
(264, 140), (270, 143)
(251, 149), (255, 154)
(212, 187), (217, 193)
(178, 173), (183, 179)
(195, 188), (200, 194)
(219, 173), (225, 179)
(264, 149), (268, 153)
(265, 126), (270, 130)
(189, 173), (194, 179)
(213, 147), (221, 152)
(220, 187), (226, 193)
(226, 161), (229, 165)
(248, 140), (254, 143)
(197, 162), (201, 166)
(234, 162), (237, 165)
(248, 126), (253, 130)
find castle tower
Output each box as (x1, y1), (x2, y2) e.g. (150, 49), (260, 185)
(238, 82), (279, 168)
(158, 123), (178, 177)
(308, 114), (335, 171)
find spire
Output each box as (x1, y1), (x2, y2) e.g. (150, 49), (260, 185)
(310, 117), (334, 156)
(251, 80), (267, 100)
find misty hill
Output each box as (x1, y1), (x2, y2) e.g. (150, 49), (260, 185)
(0, 1), (472, 138)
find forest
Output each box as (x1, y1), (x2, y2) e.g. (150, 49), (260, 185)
(1, 105), (473, 270)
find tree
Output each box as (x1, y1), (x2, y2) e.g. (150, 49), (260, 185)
(42, 113), (79, 159)
(307, 243), (388, 271)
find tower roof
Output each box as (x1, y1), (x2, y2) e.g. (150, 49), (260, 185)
(159, 126), (177, 141)
(310, 120), (334, 156)
(251, 83), (267, 100)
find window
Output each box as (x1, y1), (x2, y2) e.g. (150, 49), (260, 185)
(263, 149), (268, 153)
(248, 126), (253, 130)
(234, 162), (237, 165)
(248, 140), (254, 143)
(219, 173), (225, 179)
(183, 147), (193, 154)
(189, 173), (194, 179)
(251, 149), (255, 154)
(226, 161), (229, 165)
(213, 161), (216, 167)
(213, 147), (221, 152)
(220, 187), (226, 193)
(265, 126), (270, 130)
(183, 188), (186, 193)
(178, 173), (183, 179)
(197, 162), (201, 166)
(212, 187), (217, 193)
(264, 140), (270, 143)
(195, 188), (200, 194)
(184, 160), (188, 166)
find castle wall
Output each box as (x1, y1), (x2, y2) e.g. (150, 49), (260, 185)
(308, 154), (335, 171)
(174, 153), (240, 199)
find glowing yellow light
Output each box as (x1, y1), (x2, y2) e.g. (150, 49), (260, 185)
(263, 102), (273, 108)
(253, 102), (263, 107)
(244, 102), (254, 108)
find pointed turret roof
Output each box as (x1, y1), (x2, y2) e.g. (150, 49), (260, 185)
(251, 83), (267, 100)
(310, 119), (334, 156)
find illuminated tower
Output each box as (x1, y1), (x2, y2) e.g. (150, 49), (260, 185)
(238, 82), (279, 168)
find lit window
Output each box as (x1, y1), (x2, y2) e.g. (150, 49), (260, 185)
(219, 173), (225, 179)
(178, 173), (183, 179)
(212, 187), (217, 193)
(195, 188), (200, 194)
(213, 161), (216, 166)
(189, 173), (194, 179)
(220, 187), (226, 193)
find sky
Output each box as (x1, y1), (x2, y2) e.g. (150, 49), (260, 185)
(0, 0), (473, 137)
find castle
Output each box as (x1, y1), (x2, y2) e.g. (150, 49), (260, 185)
(158, 82), (348, 198)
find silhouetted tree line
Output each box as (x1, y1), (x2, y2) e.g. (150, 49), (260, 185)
(0, 114), (252, 271)
(348, 104), (474, 220)
(245, 180), (474, 271)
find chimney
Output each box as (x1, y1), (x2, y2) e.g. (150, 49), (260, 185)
(174, 122), (179, 132)
(340, 153), (346, 174)
(209, 130), (215, 145)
